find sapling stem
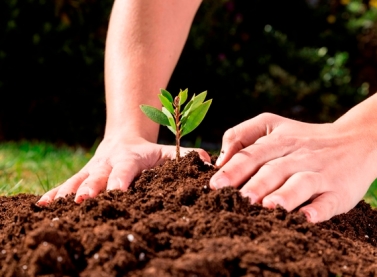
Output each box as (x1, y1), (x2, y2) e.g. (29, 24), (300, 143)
(174, 96), (181, 162)
(140, 88), (212, 163)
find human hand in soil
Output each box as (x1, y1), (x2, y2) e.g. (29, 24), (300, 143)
(37, 0), (205, 205)
(210, 94), (377, 223)
(37, 137), (210, 205)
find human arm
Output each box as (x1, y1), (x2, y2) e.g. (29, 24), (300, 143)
(210, 93), (377, 222)
(104, 0), (202, 142)
(37, 0), (205, 205)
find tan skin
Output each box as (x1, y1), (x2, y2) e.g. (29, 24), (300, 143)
(210, 94), (377, 222)
(37, 0), (208, 204)
(38, 0), (377, 223)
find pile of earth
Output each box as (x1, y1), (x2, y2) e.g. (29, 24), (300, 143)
(0, 151), (376, 276)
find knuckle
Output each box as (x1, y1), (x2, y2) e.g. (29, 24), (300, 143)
(256, 112), (279, 123)
(71, 172), (86, 181)
(270, 133), (294, 146)
(65, 171), (88, 185)
(223, 127), (238, 143)
(235, 149), (254, 162)
(46, 186), (59, 195)
(254, 163), (278, 179)
(294, 171), (322, 184)
(258, 112), (274, 120)
(196, 149), (210, 160)
(250, 177), (270, 194)
(320, 192), (340, 217)
(292, 172), (323, 194)
(195, 148), (207, 156)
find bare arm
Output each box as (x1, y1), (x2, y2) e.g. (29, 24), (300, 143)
(210, 93), (377, 222)
(38, 0), (206, 205)
(105, 0), (202, 142)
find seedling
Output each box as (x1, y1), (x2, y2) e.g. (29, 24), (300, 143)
(140, 88), (212, 162)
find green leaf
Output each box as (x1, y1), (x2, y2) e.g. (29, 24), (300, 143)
(167, 126), (176, 134)
(181, 99), (212, 137)
(181, 98), (193, 117)
(190, 91), (207, 111)
(180, 91), (206, 122)
(178, 88), (188, 106)
(160, 88), (173, 102)
(140, 105), (170, 126)
(158, 94), (174, 114)
(180, 113), (188, 128)
(162, 107), (176, 134)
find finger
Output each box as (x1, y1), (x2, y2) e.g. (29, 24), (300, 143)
(74, 161), (113, 203)
(160, 145), (211, 164)
(216, 113), (283, 167)
(262, 171), (322, 212)
(107, 160), (144, 191)
(180, 147), (211, 163)
(54, 171), (90, 199)
(37, 170), (90, 205)
(240, 152), (323, 203)
(37, 186), (61, 206)
(239, 157), (299, 203)
(299, 191), (341, 223)
(209, 141), (290, 190)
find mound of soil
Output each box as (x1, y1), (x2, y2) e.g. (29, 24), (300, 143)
(0, 152), (377, 276)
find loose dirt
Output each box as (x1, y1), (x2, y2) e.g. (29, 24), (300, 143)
(0, 152), (376, 276)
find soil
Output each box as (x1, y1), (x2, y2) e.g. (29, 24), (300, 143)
(0, 151), (377, 277)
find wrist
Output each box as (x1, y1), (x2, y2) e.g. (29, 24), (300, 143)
(104, 118), (160, 143)
(333, 94), (377, 177)
(334, 94), (377, 136)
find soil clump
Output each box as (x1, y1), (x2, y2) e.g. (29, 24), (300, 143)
(0, 151), (376, 276)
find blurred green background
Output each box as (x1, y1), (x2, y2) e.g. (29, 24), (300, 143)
(1, 0), (377, 147)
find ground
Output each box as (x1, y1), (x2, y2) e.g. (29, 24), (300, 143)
(0, 152), (376, 276)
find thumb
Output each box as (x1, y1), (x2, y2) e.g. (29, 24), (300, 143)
(180, 147), (212, 163)
(216, 113), (282, 167)
(161, 145), (211, 164)
(299, 191), (342, 223)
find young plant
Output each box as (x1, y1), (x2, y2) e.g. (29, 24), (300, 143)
(140, 88), (212, 162)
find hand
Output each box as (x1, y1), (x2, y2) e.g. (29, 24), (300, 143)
(37, 136), (210, 205)
(210, 112), (377, 223)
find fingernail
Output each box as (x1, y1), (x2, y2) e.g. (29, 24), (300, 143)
(118, 178), (127, 191)
(107, 178), (121, 191)
(204, 161), (214, 167)
(215, 152), (224, 167)
(302, 208), (317, 223)
(36, 196), (51, 206)
(263, 195), (284, 209)
(263, 199), (276, 209)
(212, 176), (230, 189)
(241, 191), (258, 204)
(75, 188), (90, 203)
(76, 194), (90, 203)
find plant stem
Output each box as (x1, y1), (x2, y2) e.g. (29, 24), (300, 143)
(174, 97), (181, 162)
(175, 122), (180, 163)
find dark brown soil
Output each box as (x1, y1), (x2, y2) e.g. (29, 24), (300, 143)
(1, 152), (377, 276)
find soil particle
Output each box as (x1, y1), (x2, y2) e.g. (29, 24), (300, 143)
(0, 151), (377, 276)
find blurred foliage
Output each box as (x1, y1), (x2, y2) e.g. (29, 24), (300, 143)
(1, 0), (377, 145)
(168, 0), (377, 143)
(0, 0), (110, 145)
(0, 141), (91, 195)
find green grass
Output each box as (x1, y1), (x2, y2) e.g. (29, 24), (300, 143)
(364, 179), (377, 207)
(0, 141), (92, 196)
(0, 141), (376, 208)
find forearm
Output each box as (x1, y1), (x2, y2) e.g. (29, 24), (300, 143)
(334, 93), (377, 177)
(335, 93), (377, 138)
(104, 0), (202, 142)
